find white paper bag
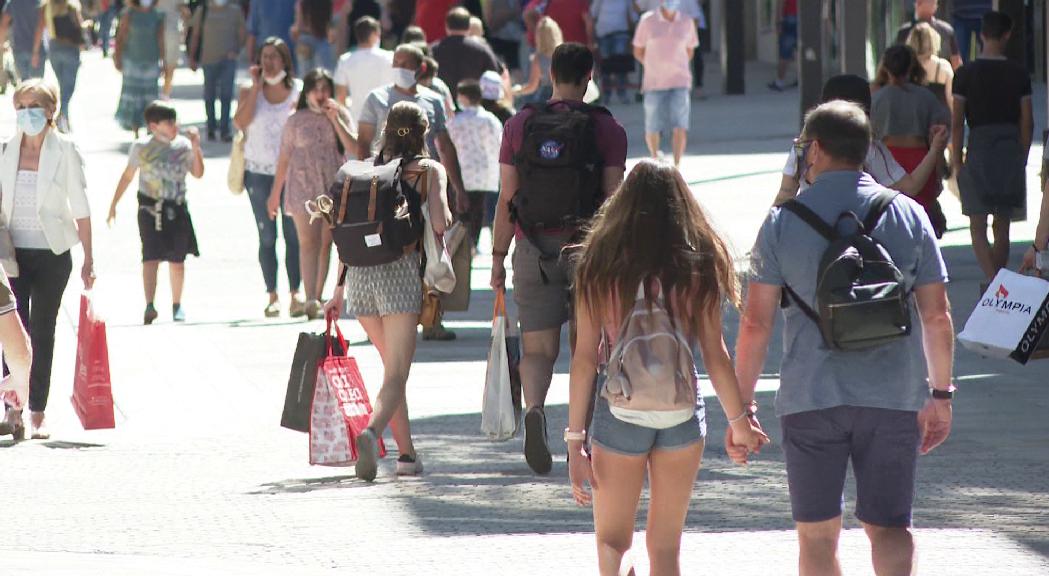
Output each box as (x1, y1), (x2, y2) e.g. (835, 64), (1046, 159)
(481, 292), (516, 441)
(422, 202), (457, 294)
(958, 269), (1049, 364)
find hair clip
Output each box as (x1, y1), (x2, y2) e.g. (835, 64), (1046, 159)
(397, 127), (411, 137)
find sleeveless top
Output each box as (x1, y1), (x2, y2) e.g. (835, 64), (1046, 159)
(125, 9), (162, 64)
(245, 86), (299, 175)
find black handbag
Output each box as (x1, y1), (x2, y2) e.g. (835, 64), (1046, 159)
(280, 330), (346, 432)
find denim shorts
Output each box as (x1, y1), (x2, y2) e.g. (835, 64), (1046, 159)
(643, 88), (691, 134)
(781, 406), (920, 527)
(590, 393), (706, 457)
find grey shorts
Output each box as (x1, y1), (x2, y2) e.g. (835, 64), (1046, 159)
(345, 252), (422, 318)
(781, 406), (920, 527)
(511, 234), (574, 333)
(590, 394), (706, 457)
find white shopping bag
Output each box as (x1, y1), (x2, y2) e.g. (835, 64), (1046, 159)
(481, 291), (516, 441)
(958, 269), (1049, 364)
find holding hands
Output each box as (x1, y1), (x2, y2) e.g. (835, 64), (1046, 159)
(724, 408), (771, 466)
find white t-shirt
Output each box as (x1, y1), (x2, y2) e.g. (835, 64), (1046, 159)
(334, 46), (395, 123)
(783, 141), (907, 191)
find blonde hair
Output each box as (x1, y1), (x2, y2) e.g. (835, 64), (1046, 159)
(13, 78), (60, 118)
(468, 16), (484, 37)
(906, 22), (941, 59)
(536, 17), (563, 58)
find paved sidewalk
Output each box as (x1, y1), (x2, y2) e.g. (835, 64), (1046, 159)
(0, 52), (1046, 574)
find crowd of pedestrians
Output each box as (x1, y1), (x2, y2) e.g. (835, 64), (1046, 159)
(0, 2), (1046, 575)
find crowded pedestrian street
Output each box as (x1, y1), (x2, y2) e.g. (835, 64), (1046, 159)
(0, 1), (1048, 574)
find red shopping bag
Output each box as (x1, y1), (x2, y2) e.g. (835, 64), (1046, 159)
(71, 293), (115, 430)
(309, 318), (385, 466)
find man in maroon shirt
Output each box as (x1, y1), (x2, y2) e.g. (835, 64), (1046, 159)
(414, 0), (459, 43)
(491, 43), (626, 475)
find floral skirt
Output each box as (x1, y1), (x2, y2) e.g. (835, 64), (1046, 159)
(115, 60), (160, 130)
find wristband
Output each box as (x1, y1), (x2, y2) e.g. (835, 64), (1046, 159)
(931, 386), (955, 400)
(727, 410), (748, 424)
(563, 428), (586, 442)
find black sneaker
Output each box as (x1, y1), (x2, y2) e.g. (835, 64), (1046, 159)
(207, 130), (216, 142)
(524, 407), (552, 475)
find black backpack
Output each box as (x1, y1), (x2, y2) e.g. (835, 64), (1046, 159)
(780, 191), (913, 351)
(510, 102), (609, 246)
(326, 156), (425, 268)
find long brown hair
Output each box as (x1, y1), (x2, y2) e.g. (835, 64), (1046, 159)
(574, 160), (740, 335)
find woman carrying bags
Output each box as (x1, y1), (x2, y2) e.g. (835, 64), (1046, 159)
(324, 101), (452, 482)
(0, 79), (93, 440)
(566, 160), (767, 575)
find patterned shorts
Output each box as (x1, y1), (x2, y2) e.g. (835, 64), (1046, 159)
(344, 253), (422, 318)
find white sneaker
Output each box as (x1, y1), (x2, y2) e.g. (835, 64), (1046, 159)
(396, 454), (423, 476)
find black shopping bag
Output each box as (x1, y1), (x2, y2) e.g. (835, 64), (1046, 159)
(281, 330), (346, 432)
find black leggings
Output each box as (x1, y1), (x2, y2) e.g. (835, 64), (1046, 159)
(9, 249), (72, 412)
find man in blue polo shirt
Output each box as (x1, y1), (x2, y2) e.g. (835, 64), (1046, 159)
(731, 100), (956, 575)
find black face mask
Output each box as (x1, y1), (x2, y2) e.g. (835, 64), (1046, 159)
(793, 138), (813, 184)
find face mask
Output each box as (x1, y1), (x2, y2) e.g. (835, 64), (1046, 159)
(264, 70), (287, 85)
(457, 100), (478, 112)
(16, 108), (48, 136)
(140, 0), (153, 8)
(213, 0), (227, 6)
(663, 0), (680, 11)
(392, 67), (417, 89)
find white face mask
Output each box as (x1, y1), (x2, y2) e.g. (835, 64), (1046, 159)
(140, 0), (153, 8)
(264, 70), (287, 86)
(392, 68), (417, 89)
(213, 0), (228, 6)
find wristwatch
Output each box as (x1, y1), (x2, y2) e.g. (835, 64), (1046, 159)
(931, 387), (955, 400)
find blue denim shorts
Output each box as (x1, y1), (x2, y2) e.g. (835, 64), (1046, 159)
(781, 406), (920, 527)
(590, 393), (706, 457)
(643, 88), (691, 134)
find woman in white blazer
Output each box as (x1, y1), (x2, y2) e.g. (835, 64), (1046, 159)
(0, 79), (94, 440)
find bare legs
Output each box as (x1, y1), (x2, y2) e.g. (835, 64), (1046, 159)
(162, 65), (176, 100)
(591, 442), (704, 576)
(969, 214), (1012, 280)
(520, 328), (560, 410)
(142, 260), (185, 306)
(645, 129), (689, 167)
(357, 313), (418, 458)
(796, 517), (915, 576)
(291, 213), (333, 303)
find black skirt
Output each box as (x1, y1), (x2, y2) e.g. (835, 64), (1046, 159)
(137, 193), (200, 263)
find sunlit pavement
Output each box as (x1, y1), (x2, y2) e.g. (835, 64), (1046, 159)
(1, 51), (1046, 574)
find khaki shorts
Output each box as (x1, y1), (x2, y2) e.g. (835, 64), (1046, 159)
(511, 233), (574, 333)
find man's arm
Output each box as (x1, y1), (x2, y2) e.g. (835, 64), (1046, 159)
(0, 13), (11, 47)
(335, 84), (349, 106)
(490, 164), (517, 291)
(633, 45), (644, 63)
(734, 281), (780, 404)
(356, 122), (375, 160)
(914, 282), (954, 454)
(772, 174), (800, 206)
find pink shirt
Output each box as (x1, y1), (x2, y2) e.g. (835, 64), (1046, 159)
(633, 10), (699, 92)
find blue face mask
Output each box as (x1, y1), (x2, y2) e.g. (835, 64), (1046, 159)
(663, 0), (681, 11)
(16, 107), (48, 136)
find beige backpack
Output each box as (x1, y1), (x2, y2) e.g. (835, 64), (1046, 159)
(601, 282), (699, 429)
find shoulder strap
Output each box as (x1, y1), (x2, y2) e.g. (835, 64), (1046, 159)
(862, 190), (900, 234)
(782, 284), (821, 325)
(780, 200), (837, 241)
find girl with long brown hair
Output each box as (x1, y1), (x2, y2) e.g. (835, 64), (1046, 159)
(324, 101), (451, 481)
(567, 160), (767, 575)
